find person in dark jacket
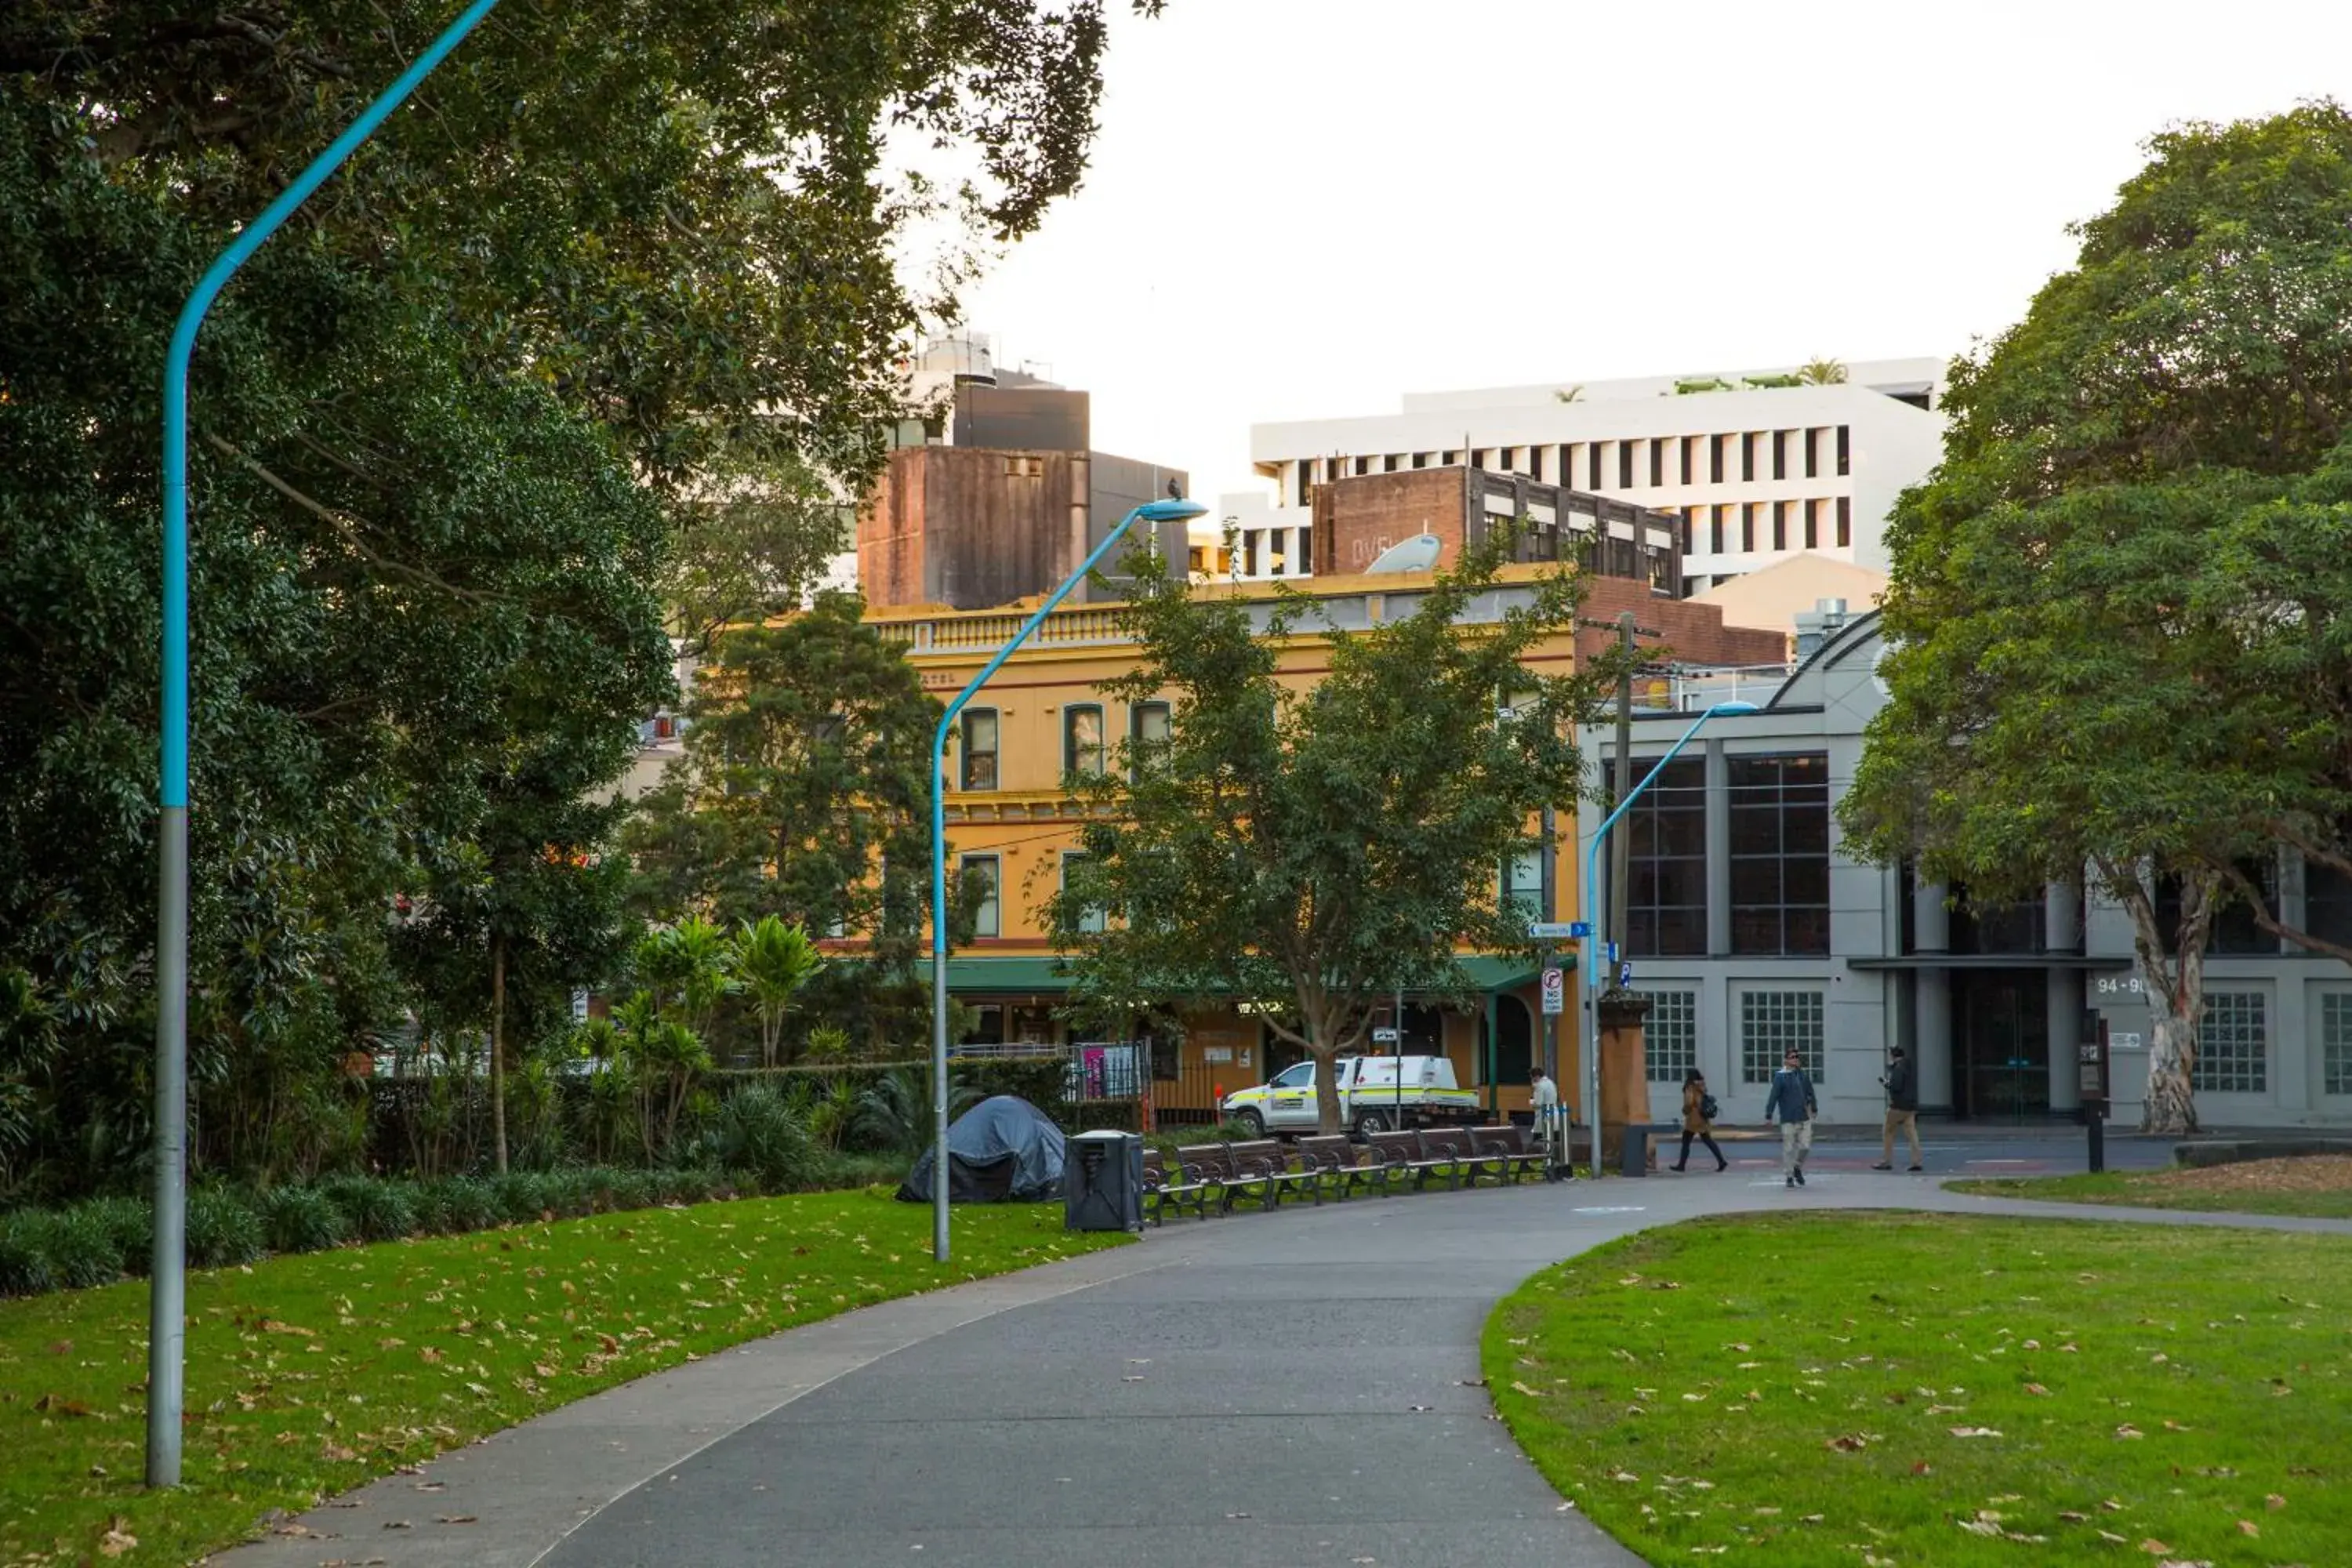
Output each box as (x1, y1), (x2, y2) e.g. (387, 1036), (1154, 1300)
(1762, 1048), (1817, 1188)
(1872, 1045), (1923, 1171)
(1671, 1069), (1727, 1172)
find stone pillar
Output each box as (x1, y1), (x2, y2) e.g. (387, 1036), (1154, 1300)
(2045, 882), (2084, 1113)
(1599, 991), (1654, 1169)
(1913, 880), (1954, 1116)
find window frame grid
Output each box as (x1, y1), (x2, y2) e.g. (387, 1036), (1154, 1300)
(1641, 989), (1698, 1082)
(960, 707), (1000, 791)
(960, 852), (1001, 938)
(2192, 990), (2267, 1094)
(1740, 989), (1824, 1084)
(1062, 703), (1106, 780)
(2324, 993), (2352, 1096)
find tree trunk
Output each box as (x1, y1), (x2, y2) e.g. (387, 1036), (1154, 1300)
(2110, 861), (2212, 1137)
(490, 933), (510, 1174)
(1312, 1044), (1341, 1137)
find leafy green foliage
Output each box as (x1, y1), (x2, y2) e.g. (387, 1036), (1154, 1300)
(183, 1189), (266, 1269)
(1047, 528), (1608, 1133)
(853, 1065), (983, 1157)
(625, 595), (970, 1045)
(0, 0), (1160, 1204)
(710, 1085), (825, 1192)
(259, 1184), (352, 1255)
(1840, 102), (2352, 1133)
(735, 916), (826, 1069)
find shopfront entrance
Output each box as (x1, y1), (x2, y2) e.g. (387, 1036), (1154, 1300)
(1953, 969), (2050, 1121)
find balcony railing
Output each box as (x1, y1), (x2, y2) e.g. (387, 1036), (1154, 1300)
(1635, 664), (1796, 714)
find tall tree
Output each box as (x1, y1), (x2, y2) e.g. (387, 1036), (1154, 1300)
(1839, 102), (2352, 1134)
(0, 3), (1159, 1187)
(1047, 532), (1609, 1135)
(622, 593), (968, 1048)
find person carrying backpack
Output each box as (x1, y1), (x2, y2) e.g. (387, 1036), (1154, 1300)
(1671, 1069), (1727, 1172)
(1763, 1048), (1819, 1188)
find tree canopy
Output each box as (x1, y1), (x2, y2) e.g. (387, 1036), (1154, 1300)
(1840, 101), (2352, 1133)
(1047, 533), (1610, 1134)
(0, 2), (1156, 1196)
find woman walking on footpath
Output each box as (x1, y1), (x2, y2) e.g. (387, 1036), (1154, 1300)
(1671, 1069), (1728, 1172)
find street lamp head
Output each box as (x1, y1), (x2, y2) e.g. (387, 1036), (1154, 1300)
(1710, 699), (1761, 717)
(1138, 497), (1210, 523)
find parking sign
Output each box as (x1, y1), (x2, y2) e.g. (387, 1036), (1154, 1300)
(1540, 966), (1565, 1015)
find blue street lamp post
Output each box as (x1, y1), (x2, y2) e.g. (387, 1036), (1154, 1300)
(151, 0), (504, 1487)
(927, 499), (1206, 1261)
(1580, 701), (1758, 1172)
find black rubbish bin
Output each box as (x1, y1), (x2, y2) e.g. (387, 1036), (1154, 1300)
(1064, 1130), (1144, 1232)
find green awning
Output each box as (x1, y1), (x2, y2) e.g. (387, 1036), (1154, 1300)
(946, 956), (1077, 993)
(943, 954), (1545, 996)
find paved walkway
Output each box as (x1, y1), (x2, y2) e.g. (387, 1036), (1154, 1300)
(217, 1146), (2352, 1568)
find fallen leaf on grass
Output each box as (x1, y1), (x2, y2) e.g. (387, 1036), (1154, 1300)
(2024, 1383), (2049, 1396)
(45, 1339), (72, 1356)
(33, 1393), (93, 1417)
(2115, 1424), (2143, 1439)
(260, 1318), (315, 1338)
(1610, 1470), (1639, 1483)
(1947, 1426), (2002, 1439)
(435, 1515), (478, 1525)
(2236, 1520), (2259, 1537)
(1827, 1434), (1868, 1452)
(1509, 1380), (1547, 1398)
(2266, 1494), (2286, 1511)
(96, 1519), (137, 1558)
(1910, 1461), (1933, 1475)
(322, 1441), (358, 1462)
(2139, 1541), (2171, 1555)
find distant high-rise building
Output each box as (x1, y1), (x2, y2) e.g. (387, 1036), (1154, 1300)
(1246, 358), (1947, 595)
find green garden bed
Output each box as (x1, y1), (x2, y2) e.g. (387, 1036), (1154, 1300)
(1486, 1211), (2350, 1566)
(1, 1189), (1122, 1565)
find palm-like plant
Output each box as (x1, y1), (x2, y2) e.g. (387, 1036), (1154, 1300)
(851, 1065), (980, 1156)
(634, 917), (735, 1042)
(733, 916), (824, 1069)
(1797, 357), (1848, 385)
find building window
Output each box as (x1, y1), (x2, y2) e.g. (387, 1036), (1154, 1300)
(1806, 426), (1823, 479)
(1385, 452), (1401, 472)
(1443, 450), (1459, 464)
(1062, 851), (1105, 934)
(2193, 992), (2267, 1094)
(960, 853), (1001, 938)
(1353, 455), (1371, 475)
(1804, 499), (1821, 550)
(1529, 446), (1545, 482)
(1130, 700), (1171, 779)
(1835, 495), (1851, 547)
(1710, 505), (1727, 555)
(1642, 990), (1698, 1082)
(960, 708), (999, 790)
(1772, 500), (1789, 552)
(1741, 432), (1756, 482)
(2325, 993), (2352, 1095)
(1682, 435), (1698, 485)
(1711, 434), (1728, 485)
(1502, 846), (1545, 919)
(2156, 865), (2275, 955)
(1729, 753), (1831, 956)
(1649, 440), (1665, 488)
(2301, 858), (2352, 952)
(1836, 425), (1850, 476)
(1772, 430), (1788, 481)
(1294, 461), (1311, 506)
(1472, 448), (1489, 470)
(1588, 443), (1603, 489)
(1741, 990), (1824, 1083)
(1741, 503), (1758, 554)
(1624, 756), (1707, 956)
(1064, 704), (1106, 779)
(1412, 452), (1429, 469)
(1617, 441), (1634, 489)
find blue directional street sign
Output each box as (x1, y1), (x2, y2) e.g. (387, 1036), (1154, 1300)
(1570, 920), (1594, 938)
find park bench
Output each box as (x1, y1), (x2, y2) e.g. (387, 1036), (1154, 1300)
(1225, 1138), (1325, 1209)
(1178, 1139), (1315, 1213)
(1467, 1123), (1547, 1185)
(1294, 1133), (1388, 1200)
(1366, 1128), (1465, 1192)
(1142, 1146), (1211, 1225)
(1417, 1127), (1481, 1186)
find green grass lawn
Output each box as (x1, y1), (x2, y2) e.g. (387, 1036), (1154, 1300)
(1, 1189), (1123, 1566)
(1950, 1165), (2352, 1220)
(1486, 1213), (2351, 1567)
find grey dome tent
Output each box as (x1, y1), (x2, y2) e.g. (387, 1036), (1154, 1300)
(895, 1094), (1067, 1204)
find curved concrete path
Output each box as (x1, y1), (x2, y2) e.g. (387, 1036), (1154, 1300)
(216, 1146), (2352, 1568)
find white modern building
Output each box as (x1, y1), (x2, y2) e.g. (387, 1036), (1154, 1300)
(1246, 358), (1947, 593)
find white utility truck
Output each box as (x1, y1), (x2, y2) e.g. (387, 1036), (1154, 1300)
(1219, 1054), (1479, 1137)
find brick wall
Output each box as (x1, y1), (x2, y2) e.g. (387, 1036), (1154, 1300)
(1312, 468), (1471, 575)
(1575, 577), (1789, 669)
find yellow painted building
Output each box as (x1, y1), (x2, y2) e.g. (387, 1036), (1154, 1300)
(859, 564), (1628, 1126)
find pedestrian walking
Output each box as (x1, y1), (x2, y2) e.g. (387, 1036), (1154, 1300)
(1762, 1048), (1817, 1187)
(1872, 1045), (1924, 1171)
(1671, 1069), (1728, 1172)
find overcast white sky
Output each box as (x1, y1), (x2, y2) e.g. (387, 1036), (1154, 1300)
(950, 0), (2352, 504)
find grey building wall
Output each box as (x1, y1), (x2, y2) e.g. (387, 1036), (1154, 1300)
(1583, 611), (2352, 1129)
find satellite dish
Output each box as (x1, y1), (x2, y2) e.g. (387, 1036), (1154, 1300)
(1364, 533), (1442, 574)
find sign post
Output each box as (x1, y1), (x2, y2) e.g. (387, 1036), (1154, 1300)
(2078, 1010), (2111, 1173)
